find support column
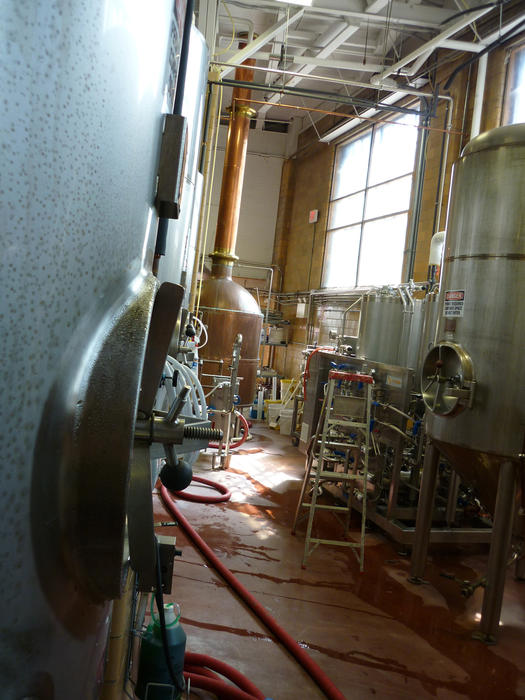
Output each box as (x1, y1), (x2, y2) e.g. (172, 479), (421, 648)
(473, 460), (517, 644)
(409, 441), (440, 582)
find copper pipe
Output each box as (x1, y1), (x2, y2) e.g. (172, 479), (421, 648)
(234, 98), (464, 137)
(211, 55), (256, 271)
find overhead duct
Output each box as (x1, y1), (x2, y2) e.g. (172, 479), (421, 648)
(198, 44), (263, 406)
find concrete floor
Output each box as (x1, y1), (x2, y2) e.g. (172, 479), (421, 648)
(147, 423), (525, 700)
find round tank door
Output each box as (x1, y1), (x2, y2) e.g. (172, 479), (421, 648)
(421, 342), (475, 416)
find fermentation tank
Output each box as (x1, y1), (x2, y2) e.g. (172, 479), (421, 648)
(357, 290), (404, 366)
(0, 1), (202, 696)
(400, 297), (425, 372)
(413, 124), (525, 643)
(157, 26), (208, 307)
(421, 124), (525, 511)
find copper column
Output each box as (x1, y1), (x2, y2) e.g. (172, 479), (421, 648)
(211, 58), (256, 271)
(198, 52), (263, 406)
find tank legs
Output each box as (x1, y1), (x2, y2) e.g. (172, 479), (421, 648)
(473, 460), (517, 644)
(409, 441), (440, 582)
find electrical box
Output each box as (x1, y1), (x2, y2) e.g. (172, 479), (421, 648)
(155, 114), (188, 219)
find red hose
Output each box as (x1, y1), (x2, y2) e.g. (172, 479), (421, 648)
(184, 664), (220, 680)
(161, 484), (346, 700)
(303, 347), (334, 401)
(209, 411), (250, 450)
(174, 475), (231, 503)
(184, 671), (259, 700)
(185, 652), (264, 698)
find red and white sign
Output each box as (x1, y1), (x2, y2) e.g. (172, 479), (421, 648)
(444, 289), (465, 317)
(308, 209), (319, 224)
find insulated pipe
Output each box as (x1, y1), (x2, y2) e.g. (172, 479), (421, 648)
(160, 485), (347, 700)
(189, 69), (222, 312)
(167, 357), (207, 419)
(470, 53), (487, 140)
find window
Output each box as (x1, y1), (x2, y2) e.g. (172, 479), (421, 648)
(323, 114), (419, 288)
(504, 44), (525, 125)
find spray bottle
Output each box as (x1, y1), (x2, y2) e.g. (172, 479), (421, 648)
(135, 601), (186, 700)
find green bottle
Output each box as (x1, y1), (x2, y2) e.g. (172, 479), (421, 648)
(135, 602), (186, 700)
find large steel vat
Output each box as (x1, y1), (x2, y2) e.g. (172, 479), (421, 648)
(357, 290), (404, 366)
(422, 124), (525, 511)
(1, 1), (188, 696)
(157, 26), (208, 306)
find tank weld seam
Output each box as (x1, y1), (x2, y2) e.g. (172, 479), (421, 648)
(445, 253), (525, 262)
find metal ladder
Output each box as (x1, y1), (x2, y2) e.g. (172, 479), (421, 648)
(300, 370), (374, 571)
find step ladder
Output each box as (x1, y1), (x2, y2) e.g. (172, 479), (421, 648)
(298, 370), (374, 571)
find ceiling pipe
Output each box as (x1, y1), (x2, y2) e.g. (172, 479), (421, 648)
(212, 77), (424, 117)
(211, 60), (438, 100)
(470, 52), (488, 140)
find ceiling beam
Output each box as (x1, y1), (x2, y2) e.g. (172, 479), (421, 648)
(373, 5), (493, 83)
(224, 0), (450, 29)
(438, 39), (487, 53)
(226, 51), (386, 73)
(257, 23), (361, 118)
(220, 9), (304, 79)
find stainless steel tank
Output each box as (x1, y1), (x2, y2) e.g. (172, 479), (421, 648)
(1, 1), (186, 696)
(399, 297), (425, 372)
(357, 290), (404, 366)
(418, 290), (440, 371)
(157, 27), (208, 306)
(421, 124), (525, 512)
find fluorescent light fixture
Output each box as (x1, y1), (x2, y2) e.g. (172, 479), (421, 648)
(276, 0), (312, 6)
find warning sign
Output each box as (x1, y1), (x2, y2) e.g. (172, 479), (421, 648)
(444, 289), (465, 317)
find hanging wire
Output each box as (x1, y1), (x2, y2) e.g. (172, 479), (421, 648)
(300, 96), (321, 140)
(214, 1), (236, 56)
(363, 20), (369, 66)
(457, 0), (482, 41)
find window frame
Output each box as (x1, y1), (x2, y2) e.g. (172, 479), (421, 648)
(322, 113), (419, 289)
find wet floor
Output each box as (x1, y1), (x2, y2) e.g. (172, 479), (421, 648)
(146, 424), (525, 700)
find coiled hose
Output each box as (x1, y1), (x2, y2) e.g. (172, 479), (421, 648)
(184, 653), (265, 700)
(160, 484), (346, 700)
(208, 410), (250, 451)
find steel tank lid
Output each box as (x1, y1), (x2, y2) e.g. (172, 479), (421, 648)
(462, 123), (525, 157)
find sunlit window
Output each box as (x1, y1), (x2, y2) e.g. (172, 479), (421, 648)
(323, 114), (419, 288)
(504, 44), (525, 125)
